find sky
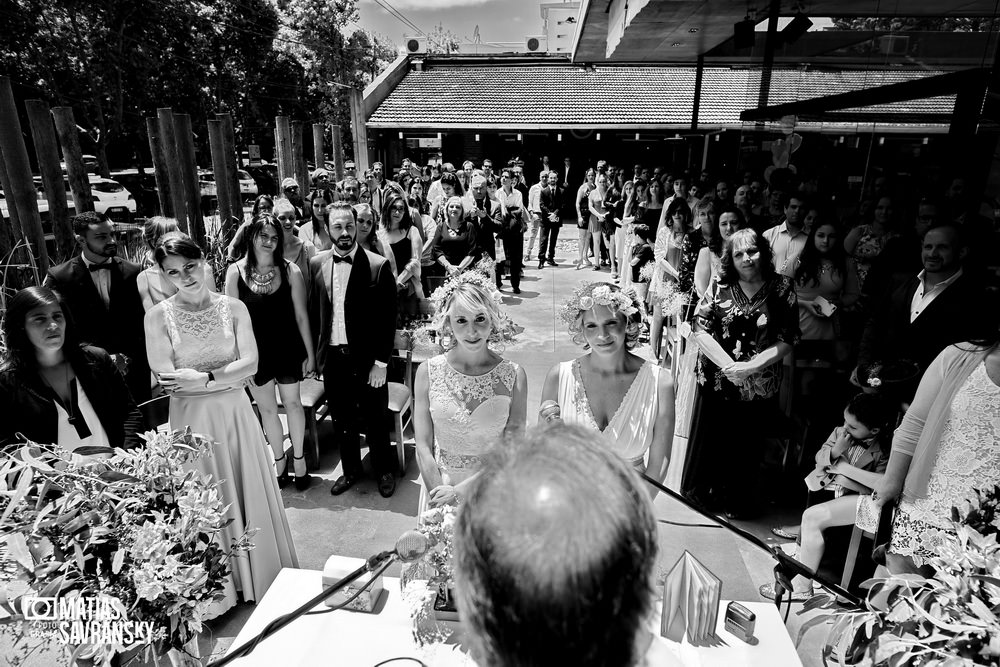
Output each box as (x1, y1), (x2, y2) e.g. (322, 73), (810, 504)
(357, 0), (552, 48)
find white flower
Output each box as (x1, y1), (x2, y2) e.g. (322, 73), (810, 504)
(579, 296), (594, 310)
(756, 314), (768, 327)
(868, 377), (882, 388)
(592, 285), (612, 302)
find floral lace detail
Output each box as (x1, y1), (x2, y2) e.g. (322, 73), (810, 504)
(427, 355), (516, 419)
(162, 297), (239, 373)
(890, 364), (1000, 566)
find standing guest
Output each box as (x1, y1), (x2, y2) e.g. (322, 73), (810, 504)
(225, 214), (314, 491)
(353, 203), (379, 254)
(408, 180), (428, 216)
(845, 195), (898, 292)
(793, 220), (859, 347)
(426, 163), (444, 202)
(228, 195), (277, 261)
(455, 424), (679, 667)
(341, 177), (361, 205)
(715, 180), (731, 205)
(413, 275), (527, 509)
(137, 218), (218, 311)
(369, 162), (392, 222)
(694, 205), (744, 298)
(335, 159), (356, 191)
(613, 180), (634, 284)
(458, 160), (474, 193)
(763, 192), (809, 278)
(589, 173), (613, 274)
(273, 198), (316, 280)
(620, 179), (647, 289)
(280, 178), (304, 219)
(463, 175), (501, 286)
(649, 198), (693, 360)
(299, 189), (334, 251)
(685, 229), (799, 517)
(44, 211), (149, 402)
(641, 177), (666, 238)
(734, 185), (762, 233)
(495, 168), (528, 294)
(481, 158), (494, 181)
(247, 194), (274, 221)
(309, 203), (398, 498)
(0, 286), (145, 451)
(512, 166), (530, 206)
(145, 236), (297, 610)
(430, 197), (480, 279)
(540, 283), (673, 487)
(662, 175), (698, 229)
(377, 191), (425, 310)
(575, 169), (596, 269)
(863, 198), (937, 304)
(524, 170), (547, 263)
(629, 224), (656, 304)
(429, 172), (459, 223)
(537, 171), (562, 269)
(559, 156), (575, 216)
(876, 337), (1000, 574)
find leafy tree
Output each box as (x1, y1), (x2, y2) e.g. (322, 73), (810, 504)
(425, 23), (462, 54)
(831, 17), (1000, 32)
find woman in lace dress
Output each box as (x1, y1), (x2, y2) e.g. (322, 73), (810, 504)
(539, 282), (673, 493)
(413, 274), (527, 508)
(145, 236), (297, 613)
(875, 340), (1000, 574)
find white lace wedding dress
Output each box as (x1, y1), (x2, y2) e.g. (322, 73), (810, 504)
(889, 363), (1000, 566)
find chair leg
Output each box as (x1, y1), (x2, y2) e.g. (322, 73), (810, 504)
(394, 413), (405, 473)
(841, 526), (865, 589)
(306, 410), (320, 471)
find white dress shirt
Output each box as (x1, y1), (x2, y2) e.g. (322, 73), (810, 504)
(527, 182), (543, 213)
(496, 187), (525, 221)
(910, 267), (963, 322)
(327, 245), (359, 346)
(80, 254), (112, 308)
(763, 221), (808, 278)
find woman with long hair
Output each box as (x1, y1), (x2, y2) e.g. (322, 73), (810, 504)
(845, 195), (898, 292)
(613, 180), (634, 285)
(138, 218), (217, 311)
(225, 214), (314, 490)
(620, 179), (647, 289)
(694, 204), (744, 298)
(408, 179), (428, 216)
(794, 217), (859, 345)
(575, 168), (596, 270)
(271, 198), (315, 281)
(649, 198), (693, 361)
(429, 172), (459, 223)
(540, 282), (673, 491)
(0, 286), (144, 451)
(641, 176), (666, 239)
(589, 173), (613, 275)
(378, 191), (425, 311)
(145, 236), (297, 611)
(413, 273), (527, 508)
(299, 189), (335, 251)
(353, 203), (379, 254)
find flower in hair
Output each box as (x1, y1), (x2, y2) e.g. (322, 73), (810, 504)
(559, 282), (641, 326)
(429, 269), (520, 346)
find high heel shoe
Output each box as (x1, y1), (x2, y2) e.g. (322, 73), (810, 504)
(275, 453), (290, 489)
(292, 454), (311, 491)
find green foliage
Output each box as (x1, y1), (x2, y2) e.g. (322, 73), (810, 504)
(425, 23), (463, 55)
(831, 17), (1000, 32)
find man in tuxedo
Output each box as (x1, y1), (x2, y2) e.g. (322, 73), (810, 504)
(856, 223), (987, 400)
(44, 211), (149, 402)
(309, 202), (398, 498)
(560, 156), (574, 218)
(463, 174), (501, 285)
(537, 171), (562, 269)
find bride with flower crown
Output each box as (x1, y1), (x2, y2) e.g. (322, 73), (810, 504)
(413, 271), (527, 508)
(540, 282), (674, 493)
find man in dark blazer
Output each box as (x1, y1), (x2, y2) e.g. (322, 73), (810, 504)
(856, 223), (987, 399)
(309, 202), (398, 498)
(43, 211), (149, 402)
(537, 171), (562, 269)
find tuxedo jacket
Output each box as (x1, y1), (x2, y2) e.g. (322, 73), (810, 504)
(858, 271), (986, 377)
(308, 247), (397, 371)
(539, 186), (562, 227)
(43, 256), (147, 375)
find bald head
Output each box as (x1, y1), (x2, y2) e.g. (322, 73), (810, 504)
(455, 424), (657, 667)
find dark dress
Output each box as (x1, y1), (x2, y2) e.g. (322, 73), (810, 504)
(431, 221), (480, 267)
(390, 237), (412, 273)
(640, 205), (662, 238)
(237, 262), (306, 385)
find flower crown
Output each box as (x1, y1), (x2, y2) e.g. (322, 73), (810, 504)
(429, 267), (520, 345)
(559, 282), (642, 325)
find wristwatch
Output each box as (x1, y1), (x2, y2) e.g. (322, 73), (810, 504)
(205, 371), (217, 389)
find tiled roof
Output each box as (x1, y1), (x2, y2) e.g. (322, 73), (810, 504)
(367, 63), (954, 130)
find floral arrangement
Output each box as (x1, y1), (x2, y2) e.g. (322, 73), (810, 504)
(804, 485), (1000, 666)
(0, 429), (254, 667)
(401, 505), (461, 650)
(558, 282), (642, 326)
(866, 363), (884, 389)
(429, 268), (520, 347)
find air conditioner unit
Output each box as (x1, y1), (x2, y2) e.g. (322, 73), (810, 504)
(405, 36), (427, 53)
(525, 35), (546, 52)
(878, 35), (910, 56)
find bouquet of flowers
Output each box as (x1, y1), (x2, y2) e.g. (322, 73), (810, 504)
(804, 485), (1000, 666)
(0, 429), (255, 666)
(401, 505), (460, 648)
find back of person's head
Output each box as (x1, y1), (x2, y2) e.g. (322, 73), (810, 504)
(632, 223), (653, 243)
(143, 217), (180, 250)
(72, 210), (108, 236)
(1, 286), (80, 372)
(455, 423), (658, 667)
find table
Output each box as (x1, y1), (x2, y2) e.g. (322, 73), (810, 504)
(225, 562), (802, 666)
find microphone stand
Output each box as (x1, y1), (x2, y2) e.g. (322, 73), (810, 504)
(211, 552), (394, 666)
(640, 474), (863, 611)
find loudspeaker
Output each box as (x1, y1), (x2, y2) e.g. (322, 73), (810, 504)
(734, 19), (755, 49)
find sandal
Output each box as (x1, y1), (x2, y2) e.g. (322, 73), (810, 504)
(758, 583), (811, 602)
(275, 454), (290, 489)
(771, 526), (799, 540)
(292, 454), (311, 491)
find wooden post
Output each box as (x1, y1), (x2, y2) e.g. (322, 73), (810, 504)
(207, 120), (232, 236)
(291, 121), (309, 192)
(219, 113), (242, 223)
(312, 123), (325, 171)
(0, 143), (25, 262)
(173, 113), (204, 245)
(146, 117), (172, 216)
(275, 116), (292, 189)
(157, 108), (187, 230)
(51, 106), (94, 217)
(0, 77), (49, 273)
(25, 100), (74, 262)
(349, 89), (370, 173)
(331, 128), (344, 180)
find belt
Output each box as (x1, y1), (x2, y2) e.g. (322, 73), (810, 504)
(328, 344), (350, 354)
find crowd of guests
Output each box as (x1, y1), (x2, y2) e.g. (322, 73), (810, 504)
(0, 151), (997, 623)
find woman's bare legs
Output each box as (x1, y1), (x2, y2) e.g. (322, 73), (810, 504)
(591, 231), (603, 270)
(276, 381), (306, 476)
(577, 227), (590, 268)
(249, 380), (286, 471)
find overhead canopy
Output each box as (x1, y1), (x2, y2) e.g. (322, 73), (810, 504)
(574, 0), (1000, 63)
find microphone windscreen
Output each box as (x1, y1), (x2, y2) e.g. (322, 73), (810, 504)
(395, 530), (430, 562)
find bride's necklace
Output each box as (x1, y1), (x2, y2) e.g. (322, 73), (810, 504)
(249, 265), (276, 294)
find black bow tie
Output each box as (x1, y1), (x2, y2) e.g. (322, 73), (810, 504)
(331, 254), (353, 264)
(89, 263), (112, 272)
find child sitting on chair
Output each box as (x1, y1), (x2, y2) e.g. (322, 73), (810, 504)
(759, 392), (894, 601)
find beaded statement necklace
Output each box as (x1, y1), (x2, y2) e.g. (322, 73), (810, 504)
(248, 266), (276, 295)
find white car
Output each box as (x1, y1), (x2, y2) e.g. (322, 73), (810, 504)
(88, 175), (137, 219)
(199, 170), (258, 200)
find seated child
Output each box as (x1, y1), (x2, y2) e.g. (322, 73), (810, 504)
(759, 393), (894, 600)
(630, 224), (655, 307)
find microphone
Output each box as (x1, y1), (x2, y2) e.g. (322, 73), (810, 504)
(211, 530), (429, 666)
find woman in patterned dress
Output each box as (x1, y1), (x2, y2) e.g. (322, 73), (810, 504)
(845, 196), (898, 293)
(413, 273), (527, 508)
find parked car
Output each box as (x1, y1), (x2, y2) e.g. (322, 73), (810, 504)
(58, 154), (100, 174)
(198, 169), (258, 202)
(88, 175), (136, 222)
(110, 169), (159, 218)
(244, 163), (279, 197)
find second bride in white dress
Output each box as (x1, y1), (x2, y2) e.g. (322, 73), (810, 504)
(414, 271), (527, 508)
